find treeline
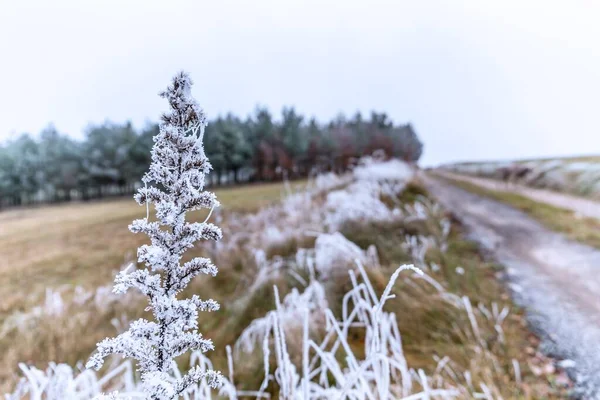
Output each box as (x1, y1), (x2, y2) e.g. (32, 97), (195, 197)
(0, 108), (423, 208)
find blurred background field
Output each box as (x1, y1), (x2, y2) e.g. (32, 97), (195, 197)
(441, 156), (600, 200)
(0, 181), (303, 317)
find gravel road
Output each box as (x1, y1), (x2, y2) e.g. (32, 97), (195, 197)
(424, 173), (600, 398)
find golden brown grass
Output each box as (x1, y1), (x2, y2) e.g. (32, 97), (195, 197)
(0, 181), (307, 389)
(514, 155), (600, 164)
(436, 173), (600, 249)
(455, 155), (600, 165)
(0, 181), (302, 317)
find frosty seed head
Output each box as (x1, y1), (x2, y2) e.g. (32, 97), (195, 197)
(87, 72), (223, 399)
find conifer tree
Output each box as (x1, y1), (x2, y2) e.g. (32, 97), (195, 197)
(87, 72), (223, 399)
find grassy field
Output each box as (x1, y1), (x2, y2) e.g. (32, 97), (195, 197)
(449, 154), (600, 166)
(515, 155), (600, 164)
(0, 178), (569, 397)
(435, 173), (600, 249)
(443, 154), (600, 203)
(0, 182), (301, 318)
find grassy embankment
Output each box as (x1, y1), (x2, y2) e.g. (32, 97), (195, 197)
(0, 179), (568, 398)
(515, 155), (600, 164)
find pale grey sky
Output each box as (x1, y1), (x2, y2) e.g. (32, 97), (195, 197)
(0, 0), (599, 166)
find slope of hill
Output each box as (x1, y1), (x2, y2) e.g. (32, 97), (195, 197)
(442, 156), (600, 200)
(2, 160), (569, 398)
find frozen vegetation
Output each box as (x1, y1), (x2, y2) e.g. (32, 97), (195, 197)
(6, 153), (496, 399)
(3, 73), (568, 399)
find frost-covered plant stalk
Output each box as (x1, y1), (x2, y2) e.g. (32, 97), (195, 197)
(87, 72), (223, 399)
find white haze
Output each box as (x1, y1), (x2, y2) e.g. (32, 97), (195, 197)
(0, 0), (599, 166)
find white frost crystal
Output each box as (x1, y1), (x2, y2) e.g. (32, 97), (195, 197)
(314, 232), (366, 279)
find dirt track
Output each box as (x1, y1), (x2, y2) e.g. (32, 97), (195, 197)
(435, 170), (600, 220)
(424, 173), (600, 398)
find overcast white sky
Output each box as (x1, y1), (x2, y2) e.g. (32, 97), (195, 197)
(0, 0), (599, 166)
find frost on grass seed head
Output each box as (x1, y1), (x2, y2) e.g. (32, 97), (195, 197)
(86, 72), (223, 399)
